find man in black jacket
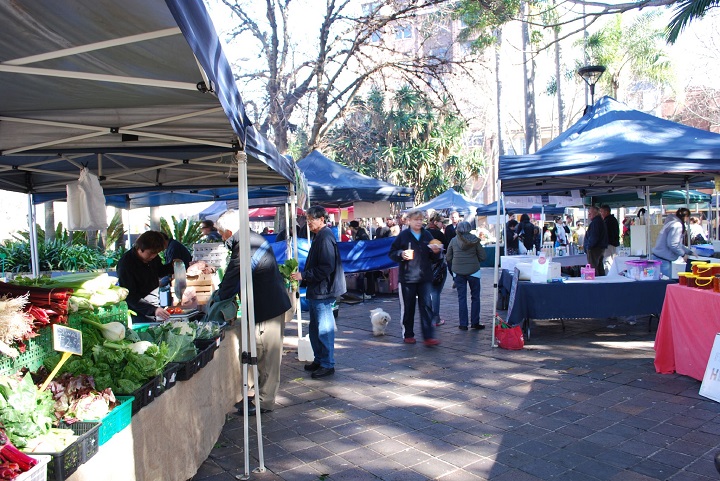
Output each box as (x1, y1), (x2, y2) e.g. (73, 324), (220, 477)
(584, 205), (609, 276)
(600, 205), (620, 275)
(117, 231), (175, 323)
(291, 206), (346, 379)
(215, 211), (292, 414)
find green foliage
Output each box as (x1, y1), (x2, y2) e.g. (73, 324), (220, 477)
(0, 237), (116, 273)
(581, 12), (672, 98)
(666, 0), (720, 44)
(159, 216), (202, 249)
(454, 0), (522, 50)
(327, 86), (485, 204)
(105, 211), (126, 251)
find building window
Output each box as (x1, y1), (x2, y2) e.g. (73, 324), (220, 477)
(395, 25), (412, 40)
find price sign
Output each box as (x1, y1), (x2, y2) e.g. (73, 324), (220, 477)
(53, 325), (83, 356)
(40, 325), (82, 391)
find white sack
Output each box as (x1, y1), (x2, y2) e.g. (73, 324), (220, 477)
(67, 168), (108, 231)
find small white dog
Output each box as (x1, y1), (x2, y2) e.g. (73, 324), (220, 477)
(370, 308), (391, 336)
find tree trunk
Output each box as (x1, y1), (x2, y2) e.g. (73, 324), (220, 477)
(553, 20), (565, 134)
(150, 207), (161, 231)
(521, 3), (540, 154)
(44, 202), (55, 243)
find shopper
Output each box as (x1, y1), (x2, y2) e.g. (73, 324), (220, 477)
(388, 208), (442, 346)
(291, 206), (346, 379)
(200, 220), (223, 242)
(212, 211), (292, 414)
(652, 207), (693, 278)
(446, 222), (486, 331)
(584, 205), (608, 276)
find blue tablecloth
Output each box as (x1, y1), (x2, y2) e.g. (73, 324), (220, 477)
(504, 276), (675, 327)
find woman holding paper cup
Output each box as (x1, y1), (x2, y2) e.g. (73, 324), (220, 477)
(446, 222), (487, 331)
(388, 209), (442, 346)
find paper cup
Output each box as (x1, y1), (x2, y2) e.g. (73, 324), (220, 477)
(405, 249), (414, 260)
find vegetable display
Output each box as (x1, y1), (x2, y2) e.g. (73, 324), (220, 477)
(0, 282), (73, 326)
(0, 428), (38, 479)
(0, 294), (36, 358)
(45, 373), (116, 423)
(0, 375), (54, 449)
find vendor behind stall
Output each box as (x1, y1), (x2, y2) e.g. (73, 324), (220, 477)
(117, 231), (175, 322)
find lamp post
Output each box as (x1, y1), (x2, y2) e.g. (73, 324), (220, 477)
(577, 65), (606, 108)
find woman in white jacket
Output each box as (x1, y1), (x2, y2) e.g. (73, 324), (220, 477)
(651, 207), (692, 278)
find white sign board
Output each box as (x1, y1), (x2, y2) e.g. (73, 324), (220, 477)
(699, 333), (720, 403)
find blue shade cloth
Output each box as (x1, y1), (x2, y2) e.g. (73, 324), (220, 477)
(476, 201), (566, 216)
(504, 277), (675, 327)
(272, 237), (399, 273)
(499, 96), (720, 196)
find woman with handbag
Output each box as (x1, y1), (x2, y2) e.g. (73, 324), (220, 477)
(446, 222), (487, 331)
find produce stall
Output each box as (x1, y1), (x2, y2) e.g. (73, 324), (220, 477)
(65, 325), (241, 481)
(0, 272), (239, 481)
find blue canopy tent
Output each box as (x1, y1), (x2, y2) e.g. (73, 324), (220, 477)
(493, 96), (720, 345)
(412, 188), (484, 217)
(476, 201), (566, 216)
(298, 150), (414, 206)
(586, 189), (712, 208)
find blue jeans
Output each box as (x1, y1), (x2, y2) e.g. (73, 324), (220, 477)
(399, 281), (435, 340)
(455, 274), (481, 327)
(430, 274), (446, 323)
(651, 255), (673, 279)
(307, 298), (335, 368)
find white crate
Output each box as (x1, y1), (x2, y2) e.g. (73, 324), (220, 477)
(16, 455), (51, 481)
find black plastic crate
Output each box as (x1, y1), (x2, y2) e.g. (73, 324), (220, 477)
(124, 375), (161, 415)
(28, 421), (101, 481)
(176, 350), (203, 381)
(157, 363), (180, 396)
(198, 342), (218, 369)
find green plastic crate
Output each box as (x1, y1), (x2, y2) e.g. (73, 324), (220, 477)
(82, 396), (133, 446)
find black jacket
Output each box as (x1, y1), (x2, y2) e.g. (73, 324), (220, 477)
(117, 248), (174, 320)
(604, 214), (620, 247)
(388, 228), (440, 284)
(217, 232), (291, 322)
(164, 239), (192, 268)
(302, 226), (346, 300)
(515, 221), (535, 251)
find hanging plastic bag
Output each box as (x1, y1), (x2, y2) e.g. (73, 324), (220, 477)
(530, 255), (549, 283)
(173, 259), (187, 301)
(67, 168), (108, 231)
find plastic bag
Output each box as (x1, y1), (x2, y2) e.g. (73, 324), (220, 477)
(495, 318), (524, 350)
(67, 168), (108, 231)
(530, 255), (549, 283)
(173, 260), (187, 301)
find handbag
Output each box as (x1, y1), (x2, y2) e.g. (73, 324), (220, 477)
(432, 257), (448, 286)
(494, 317), (524, 350)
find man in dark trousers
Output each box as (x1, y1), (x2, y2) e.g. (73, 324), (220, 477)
(600, 205), (620, 275)
(584, 205), (609, 276)
(214, 210), (292, 415)
(291, 206), (346, 379)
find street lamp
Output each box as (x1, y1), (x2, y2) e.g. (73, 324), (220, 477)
(577, 65), (606, 109)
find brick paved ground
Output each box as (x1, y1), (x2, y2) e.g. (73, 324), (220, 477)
(192, 268), (720, 481)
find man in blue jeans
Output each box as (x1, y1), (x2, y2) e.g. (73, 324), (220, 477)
(291, 206), (346, 379)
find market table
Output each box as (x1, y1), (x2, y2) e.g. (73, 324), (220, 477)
(654, 284), (720, 381)
(504, 275), (675, 338)
(67, 325), (243, 481)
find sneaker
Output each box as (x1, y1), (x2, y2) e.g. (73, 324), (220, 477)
(470, 324), (486, 330)
(424, 338), (440, 347)
(311, 367), (335, 379)
(304, 361), (321, 372)
(403, 337), (416, 344)
(361, 293), (374, 300)
(458, 326), (468, 331)
(435, 319), (446, 326)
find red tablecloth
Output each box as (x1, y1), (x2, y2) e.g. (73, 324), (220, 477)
(654, 284), (720, 380)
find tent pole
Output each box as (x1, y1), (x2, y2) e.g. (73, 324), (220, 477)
(235, 151), (265, 477)
(491, 183), (502, 347)
(27, 195), (40, 278)
(645, 186), (651, 256)
(288, 184), (302, 340)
